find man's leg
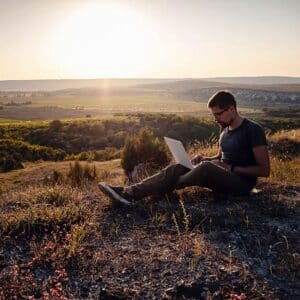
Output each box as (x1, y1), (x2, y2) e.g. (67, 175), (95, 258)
(176, 161), (252, 195)
(126, 163), (190, 199)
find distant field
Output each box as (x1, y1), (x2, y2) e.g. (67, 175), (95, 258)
(0, 95), (255, 121)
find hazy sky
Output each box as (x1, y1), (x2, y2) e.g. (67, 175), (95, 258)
(0, 0), (299, 80)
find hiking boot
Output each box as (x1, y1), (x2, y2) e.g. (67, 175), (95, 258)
(98, 182), (133, 206)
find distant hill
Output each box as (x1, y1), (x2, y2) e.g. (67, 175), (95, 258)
(0, 77), (299, 110)
(0, 79), (172, 91)
(202, 76), (300, 85)
(1, 76), (300, 91)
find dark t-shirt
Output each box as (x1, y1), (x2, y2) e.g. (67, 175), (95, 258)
(219, 118), (268, 186)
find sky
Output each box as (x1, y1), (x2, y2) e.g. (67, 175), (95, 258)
(0, 0), (299, 80)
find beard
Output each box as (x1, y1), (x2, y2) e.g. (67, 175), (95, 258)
(217, 121), (228, 129)
(217, 116), (235, 129)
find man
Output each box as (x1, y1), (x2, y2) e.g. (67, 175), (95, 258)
(99, 91), (270, 205)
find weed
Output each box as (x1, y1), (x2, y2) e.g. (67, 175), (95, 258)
(193, 235), (207, 257)
(66, 223), (90, 258)
(179, 196), (190, 232)
(189, 235), (208, 270)
(152, 212), (168, 227)
(172, 213), (180, 236)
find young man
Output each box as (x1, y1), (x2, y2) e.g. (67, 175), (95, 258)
(99, 91), (270, 205)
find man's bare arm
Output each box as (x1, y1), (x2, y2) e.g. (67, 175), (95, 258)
(233, 145), (270, 177)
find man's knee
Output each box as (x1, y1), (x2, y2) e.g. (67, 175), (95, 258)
(196, 161), (216, 174)
(165, 163), (190, 174)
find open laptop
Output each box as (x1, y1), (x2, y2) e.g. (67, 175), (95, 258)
(164, 137), (194, 169)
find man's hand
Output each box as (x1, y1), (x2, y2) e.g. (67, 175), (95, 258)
(191, 154), (204, 165)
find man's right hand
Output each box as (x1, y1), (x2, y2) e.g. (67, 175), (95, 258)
(191, 154), (204, 165)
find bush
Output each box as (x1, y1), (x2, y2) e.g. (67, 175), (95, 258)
(121, 127), (170, 175)
(0, 155), (23, 172)
(49, 119), (63, 131)
(0, 139), (66, 163)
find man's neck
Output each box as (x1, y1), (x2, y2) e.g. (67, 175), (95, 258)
(229, 114), (244, 130)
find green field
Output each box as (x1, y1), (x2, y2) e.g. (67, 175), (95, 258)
(0, 95), (257, 121)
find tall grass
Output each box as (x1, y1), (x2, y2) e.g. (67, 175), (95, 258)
(67, 161), (97, 186)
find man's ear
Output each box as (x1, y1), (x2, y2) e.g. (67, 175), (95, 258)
(229, 105), (236, 112)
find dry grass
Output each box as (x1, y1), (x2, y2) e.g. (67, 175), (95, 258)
(269, 128), (300, 142)
(269, 156), (300, 184)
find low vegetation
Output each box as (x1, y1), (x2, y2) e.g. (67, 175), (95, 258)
(1, 113), (299, 173)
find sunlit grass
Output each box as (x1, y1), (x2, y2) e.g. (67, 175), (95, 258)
(268, 156), (300, 184)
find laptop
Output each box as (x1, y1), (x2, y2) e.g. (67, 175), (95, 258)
(164, 137), (194, 169)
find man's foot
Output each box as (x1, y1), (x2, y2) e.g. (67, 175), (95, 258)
(98, 182), (133, 206)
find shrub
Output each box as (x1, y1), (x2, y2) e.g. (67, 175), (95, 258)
(49, 119), (63, 131)
(121, 127), (170, 175)
(0, 138), (66, 166)
(0, 155), (23, 172)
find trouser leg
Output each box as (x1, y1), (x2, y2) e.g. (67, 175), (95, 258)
(128, 161), (252, 200)
(128, 163), (190, 199)
(176, 161), (252, 195)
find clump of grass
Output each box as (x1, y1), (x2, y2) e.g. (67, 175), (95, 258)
(0, 185), (88, 237)
(189, 235), (208, 270)
(0, 204), (86, 237)
(67, 161), (97, 186)
(35, 186), (71, 206)
(193, 235), (208, 257)
(44, 169), (64, 185)
(66, 223), (94, 258)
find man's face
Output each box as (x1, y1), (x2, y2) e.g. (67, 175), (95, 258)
(210, 105), (236, 128)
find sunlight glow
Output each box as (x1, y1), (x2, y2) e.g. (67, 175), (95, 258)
(53, 3), (158, 78)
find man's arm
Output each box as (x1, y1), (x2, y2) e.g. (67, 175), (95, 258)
(233, 145), (270, 177)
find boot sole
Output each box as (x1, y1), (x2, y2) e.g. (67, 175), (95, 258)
(98, 182), (131, 206)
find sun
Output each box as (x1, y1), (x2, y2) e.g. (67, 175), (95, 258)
(53, 3), (157, 78)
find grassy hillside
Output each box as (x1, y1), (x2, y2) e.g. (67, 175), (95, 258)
(0, 126), (299, 298)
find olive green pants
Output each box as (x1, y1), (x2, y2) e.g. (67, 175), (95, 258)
(129, 161), (254, 200)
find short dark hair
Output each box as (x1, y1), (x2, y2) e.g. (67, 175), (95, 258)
(207, 91), (236, 109)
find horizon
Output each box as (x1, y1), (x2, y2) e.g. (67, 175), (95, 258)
(1, 75), (300, 82)
(1, 0), (300, 80)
